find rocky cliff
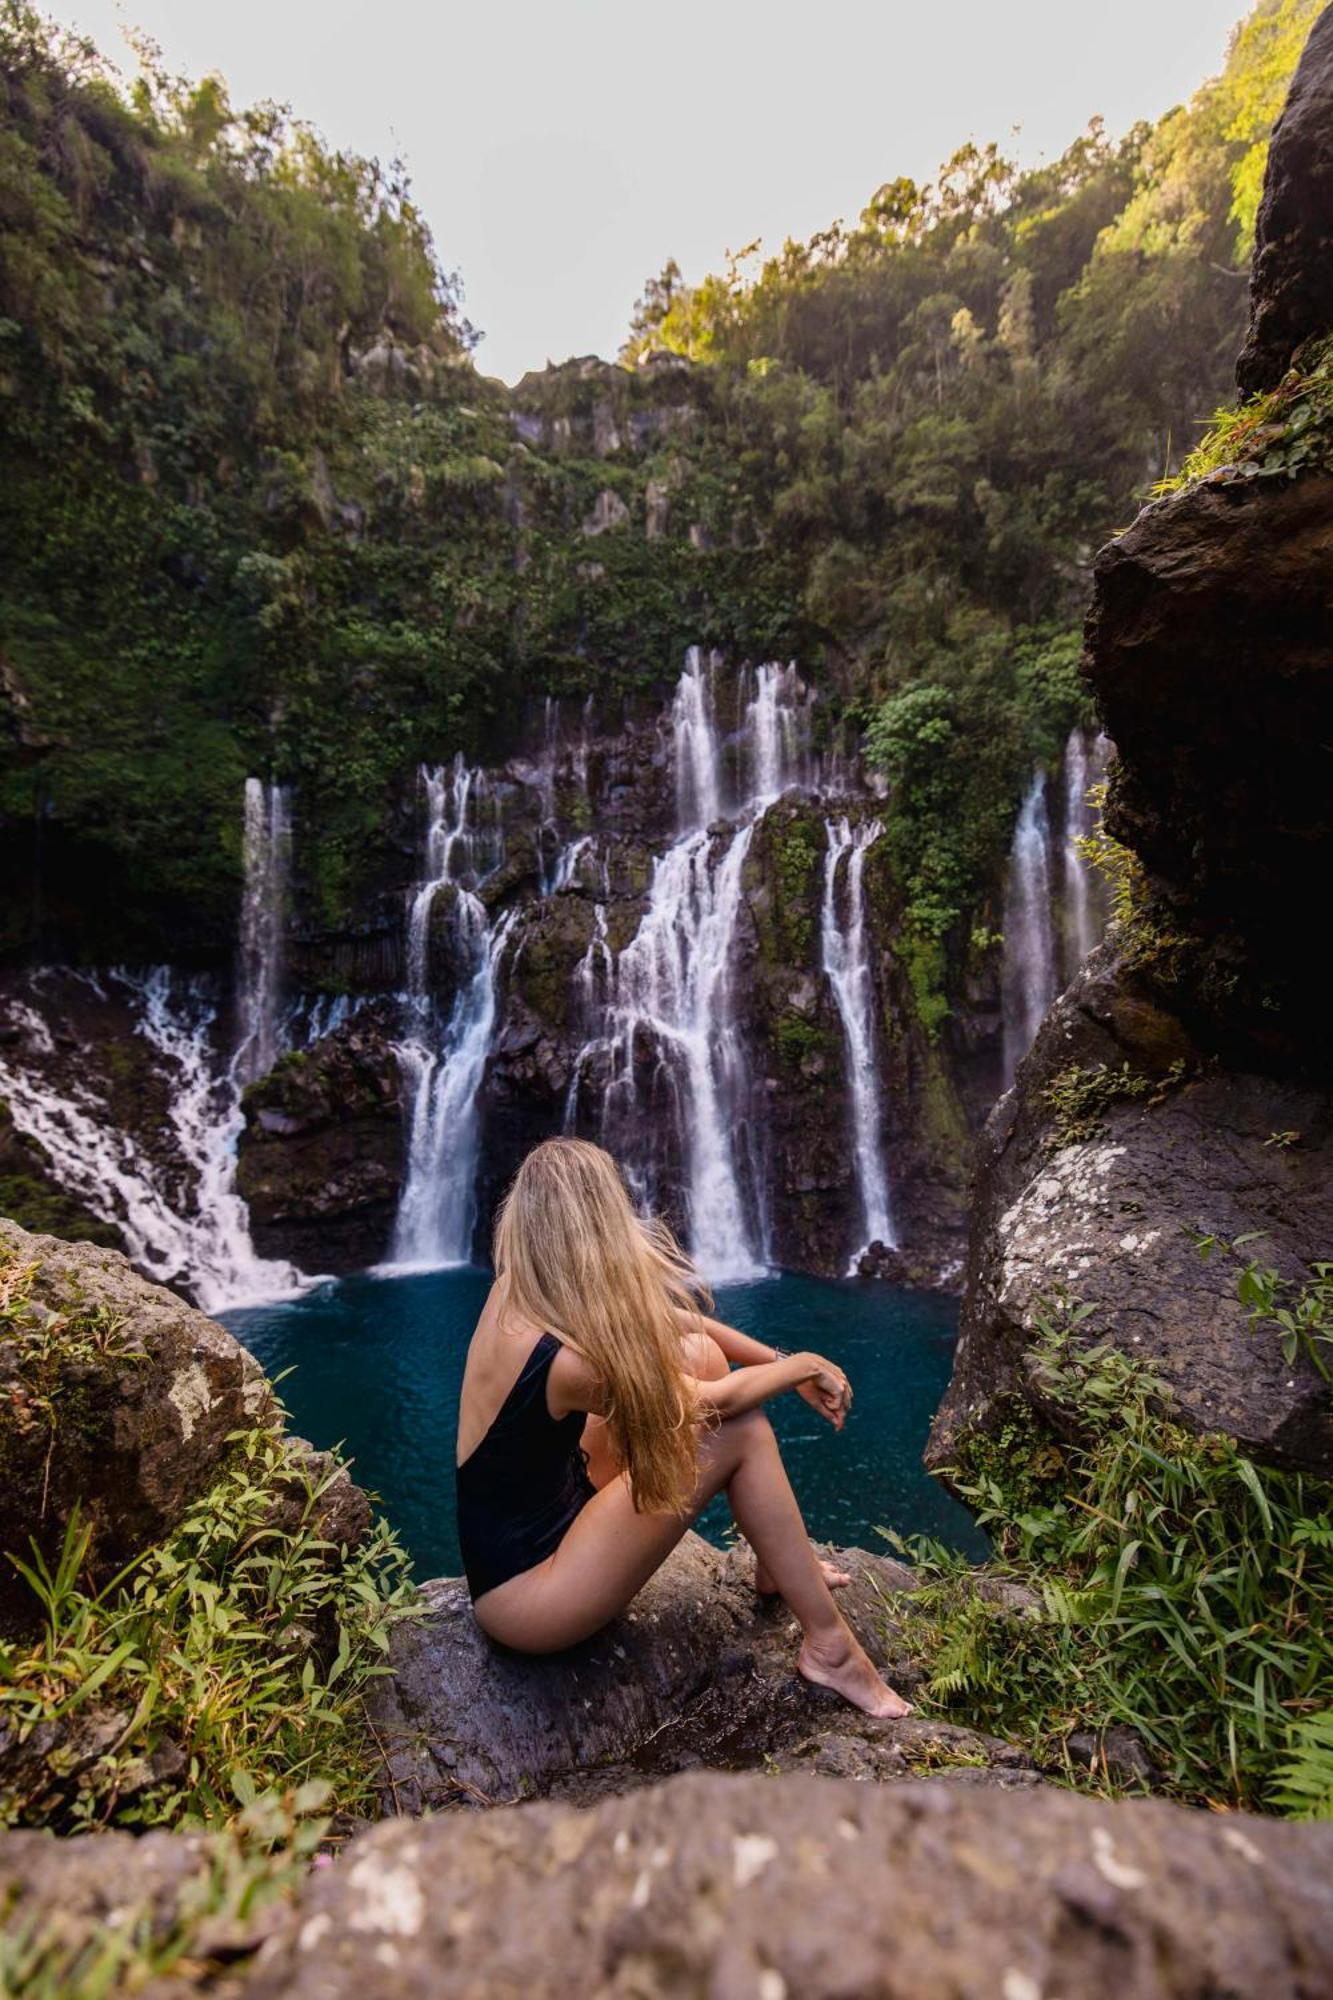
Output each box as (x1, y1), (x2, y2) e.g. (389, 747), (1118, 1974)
(932, 8), (1333, 1479)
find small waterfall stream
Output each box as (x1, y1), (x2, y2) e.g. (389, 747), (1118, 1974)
(1000, 770), (1057, 1085)
(0, 778), (304, 1308)
(235, 778), (292, 1085)
(822, 817), (894, 1266)
(386, 758), (511, 1269)
(1061, 728), (1111, 969)
(1000, 730), (1112, 1083)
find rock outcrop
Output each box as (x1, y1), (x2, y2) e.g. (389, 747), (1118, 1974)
(237, 1007), (404, 1273)
(369, 1535), (1035, 1809)
(5, 1772), (1332, 1997)
(935, 19), (1333, 1480)
(0, 1219), (274, 1629)
(931, 944), (1333, 1475)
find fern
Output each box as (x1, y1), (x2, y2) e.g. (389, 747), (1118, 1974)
(1270, 1710), (1333, 1819)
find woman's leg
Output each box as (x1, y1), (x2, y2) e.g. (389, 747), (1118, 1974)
(474, 1407), (910, 1717)
(668, 1327), (849, 1595)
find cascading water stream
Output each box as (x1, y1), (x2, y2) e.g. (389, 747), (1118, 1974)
(235, 778), (292, 1085)
(386, 758), (510, 1270)
(0, 777), (307, 1308)
(999, 733), (1113, 1084)
(572, 650), (815, 1280)
(1000, 770), (1058, 1086)
(1061, 727), (1111, 971)
(822, 818), (894, 1266)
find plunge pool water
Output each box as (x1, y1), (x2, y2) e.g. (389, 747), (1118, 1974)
(221, 1267), (985, 1577)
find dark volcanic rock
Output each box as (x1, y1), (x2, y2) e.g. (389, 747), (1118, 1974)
(0, 1219), (274, 1630)
(932, 944), (1333, 1477)
(367, 1534), (1035, 1809)
(1237, 5), (1333, 395)
(237, 1008), (403, 1271)
(1085, 468), (1333, 1071)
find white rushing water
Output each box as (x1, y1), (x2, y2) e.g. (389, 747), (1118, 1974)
(1061, 728), (1111, 970)
(235, 778), (292, 1085)
(0, 776), (312, 1308)
(386, 757), (510, 1270)
(822, 817), (894, 1267)
(1000, 770), (1057, 1086)
(572, 649), (818, 1281)
(1000, 731), (1113, 1084)
(0, 969), (303, 1312)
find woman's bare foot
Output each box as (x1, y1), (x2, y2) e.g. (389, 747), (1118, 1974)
(797, 1629), (914, 1718)
(755, 1555), (852, 1596)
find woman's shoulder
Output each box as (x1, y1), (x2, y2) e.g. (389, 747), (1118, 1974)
(545, 1337), (609, 1417)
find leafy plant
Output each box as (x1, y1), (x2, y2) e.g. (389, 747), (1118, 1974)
(1191, 1232), (1333, 1388)
(894, 1288), (1333, 1811)
(0, 1257), (416, 1833)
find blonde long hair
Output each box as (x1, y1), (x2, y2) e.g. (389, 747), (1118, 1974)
(492, 1138), (707, 1514)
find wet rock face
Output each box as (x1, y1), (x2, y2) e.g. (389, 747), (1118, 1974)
(237, 1007), (403, 1272)
(1237, 5), (1333, 395)
(9, 1770), (1329, 1998)
(369, 1534), (1035, 1809)
(1085, 469), (1333, 1071)
(0, 1220), (273, 1631)
(931, 944), (1333, 1478)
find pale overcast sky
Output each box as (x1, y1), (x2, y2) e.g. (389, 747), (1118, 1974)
(53, 0), (1246, 382)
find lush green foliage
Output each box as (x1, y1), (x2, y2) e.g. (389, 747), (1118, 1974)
(1160, 331), (1333, 490)
(0, 1787), (327, 1995)
(0, 1253), (416, 1833)
(0, 0), (1321, 1006)
(894, 1280), (1333, 1813)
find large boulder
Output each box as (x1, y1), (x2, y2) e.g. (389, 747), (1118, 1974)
(0, 1219), (273, 1629)
(1237, 4), (1333, 395)
(9, 1771), (1328, 1997)
(368, 1534), (1035, 1808)
(931, 944), (1333, 1477)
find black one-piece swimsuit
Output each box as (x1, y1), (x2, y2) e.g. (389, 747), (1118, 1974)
(455, 1332), (595, 1601)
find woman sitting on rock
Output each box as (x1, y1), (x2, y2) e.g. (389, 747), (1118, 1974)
(455, 1136), (912, 1716)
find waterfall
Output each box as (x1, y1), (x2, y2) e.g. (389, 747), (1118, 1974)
(1000, 771), (1058, 1085)
(235, 778), (291, 1084)
(822, 818), (894, 1266)
(0, 970), (303, 1311)
(1060, 728), (1111, 974)
(569, 650), (816, 1280)
(386, 758), (509, 1270)
(674, 644), (724, 828)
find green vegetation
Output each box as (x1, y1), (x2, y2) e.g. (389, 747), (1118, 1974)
(0, 0), (1322, 987)
(0, 1253), (415, 1833)
(1043, 1055), (1187, 1145)
(0, 1788), (326, 1995)
(892, 1277), (1333, 1814)
(1160, 331), (1333, 490)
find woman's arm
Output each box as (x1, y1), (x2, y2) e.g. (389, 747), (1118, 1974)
(686, 1352), (849, 1429)
(687, 1311), (784, 1368)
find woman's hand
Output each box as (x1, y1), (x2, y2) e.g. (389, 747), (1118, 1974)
(793, 1353), (852, 1430)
